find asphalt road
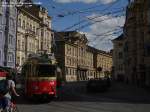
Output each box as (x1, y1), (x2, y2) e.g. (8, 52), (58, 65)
(16, 82), (150, 112)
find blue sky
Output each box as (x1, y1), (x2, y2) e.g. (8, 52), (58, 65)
(33, 0), (128, 51)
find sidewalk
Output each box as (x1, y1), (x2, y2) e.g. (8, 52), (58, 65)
(90, 82), (150, 103)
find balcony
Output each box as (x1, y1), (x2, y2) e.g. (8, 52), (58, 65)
(77, 64), (89, 70)
(25, 29), (36, 36)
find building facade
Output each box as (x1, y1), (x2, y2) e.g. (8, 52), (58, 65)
(86, 46), (95, 80)
(96, 50), (112, 78)
(144, 0), (150, 86)
(54, 31), (112, 82)
(122, 0), (150, 86)
(54, 31), (90, 82)
(16, 3), (52, 66)
(0, 0), (17, 68)
(112, 34), (125, 81)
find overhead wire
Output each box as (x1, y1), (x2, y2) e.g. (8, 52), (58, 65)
(52, 0), (123, 23)
(74, 12), (125, 31)
(88, 27), (123, 43)
(63, 7), (125, 31)
(57, 0), (121, 17)
(44, 0), (126, 47)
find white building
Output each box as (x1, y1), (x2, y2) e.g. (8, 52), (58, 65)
(0, 0), (17, 68)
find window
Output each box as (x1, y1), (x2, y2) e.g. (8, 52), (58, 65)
(8, 53), (14, 62)
(0, 0), (2, 14)
(0, 49), (1, 61)
(8, 35), (13, 45)
(41, 30), (44, 37)
(118, 52), (123, 59)
(26, 23), (29, 29)
(22, 41), (24, 50)
(118, 43), (122, 47)
(37, 65), (56, 77)
(30, 24), (32, 30)
(65, 67), (68, 75)
(17, 57), (20, 65)
(0, 32), (2, 41)
(22, 20), (25, 29)
(33, 26), (35, 32)
(18, 18), (21, 27)
(0, 15), (2, 25)
(29, 43), (32, 51)
(47, 32), (49, 38)
(10, 18), (15, 30)
(36, 28), (39, 35)
(17, 40), (20, 50)
(22, 57), (25, 64)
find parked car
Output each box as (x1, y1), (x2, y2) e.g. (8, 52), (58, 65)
(86, 78), (111, 92)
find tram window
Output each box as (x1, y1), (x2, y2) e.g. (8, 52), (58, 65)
(37, 64), (56, 77)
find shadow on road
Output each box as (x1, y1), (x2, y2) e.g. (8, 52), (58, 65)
(16, 81), (150, 105)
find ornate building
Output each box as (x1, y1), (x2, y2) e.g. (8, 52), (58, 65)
(54, 31), (89, 81)
(0, 0), (18, 68)
(123, 0), (150, 86)
(86, 46), (95, 80)
(54, 31), (112, 82)
(16, 2), (52, 66)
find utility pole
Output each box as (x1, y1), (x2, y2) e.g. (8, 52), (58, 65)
(4, 0), (10, 66)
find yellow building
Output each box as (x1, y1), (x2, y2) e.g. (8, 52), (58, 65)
(55, 31), (93, 81)
(54, 31), (112, 82)
(65, 43), (78, 81)
(38, 6), (52, 53)
(96, 50), (112, 78)
(16, 4), (52, 67)
(86, 46), (96, 80)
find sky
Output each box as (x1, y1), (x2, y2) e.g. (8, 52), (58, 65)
(33, 0), (128, 51)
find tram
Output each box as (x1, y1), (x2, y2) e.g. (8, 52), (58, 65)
(21, 53), (58, 100)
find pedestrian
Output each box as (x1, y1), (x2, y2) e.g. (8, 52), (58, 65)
(4, 74), (19, 112)
(56, 67), (63, 100)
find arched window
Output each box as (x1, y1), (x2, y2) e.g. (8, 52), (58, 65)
(22, 20), (25, 29)
(33, 26), (35, 32)
(18, 18), (21, 27)
(0, 49), (1, 61)
(26, 23), (29, 29)
(7, 52), (14, 62)
(30, 24), (32, 31)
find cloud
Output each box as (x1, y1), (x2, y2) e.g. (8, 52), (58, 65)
(85, 13), (125, 51)
(54, 0), (116, 4)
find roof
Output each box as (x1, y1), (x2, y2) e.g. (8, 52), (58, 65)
(112, 34), (124, 42)
(18, 1), (52, 21)
(87, 46), (112, 56)
(54, 31), (88, 43)
(18, 5), (41, 21)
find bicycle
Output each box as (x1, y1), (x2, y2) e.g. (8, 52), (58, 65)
(0, 101), (19, 112)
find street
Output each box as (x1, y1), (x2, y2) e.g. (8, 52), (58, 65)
(16, 82), (150, 112)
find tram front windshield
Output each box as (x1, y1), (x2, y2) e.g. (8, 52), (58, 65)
(37, 64), (56, 77)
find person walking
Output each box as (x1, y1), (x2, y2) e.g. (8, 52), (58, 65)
(4, 74), (19, 112)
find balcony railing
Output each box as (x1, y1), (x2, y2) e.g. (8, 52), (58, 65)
(77, 64), (89, 70)
(25, 29), (36, 36)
